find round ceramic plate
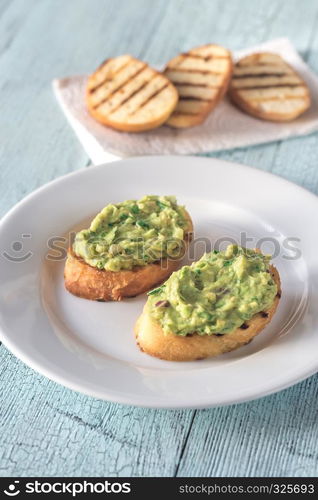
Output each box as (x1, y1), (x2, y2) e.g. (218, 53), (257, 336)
(0, 156), (317, 408)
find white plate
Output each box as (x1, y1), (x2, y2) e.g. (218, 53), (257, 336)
(0, 156), (317, 408)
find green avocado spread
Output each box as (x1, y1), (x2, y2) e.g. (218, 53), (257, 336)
(148, 245), (277, 336)
(73, 195), (188, 272)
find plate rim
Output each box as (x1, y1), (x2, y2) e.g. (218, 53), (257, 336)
(2, 155), (318, 225)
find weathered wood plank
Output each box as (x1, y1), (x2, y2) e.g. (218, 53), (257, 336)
(176, 375), (318, 477)
(0, 349), (193, 477)
(0, 0), (40, 56)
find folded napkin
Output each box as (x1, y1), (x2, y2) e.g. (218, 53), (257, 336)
(53, 38), (318, 164)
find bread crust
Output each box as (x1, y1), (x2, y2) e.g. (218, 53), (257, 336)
(229, 53), (311, 122)
(135, 266), (281, 361)
(64, 211), (193, 301)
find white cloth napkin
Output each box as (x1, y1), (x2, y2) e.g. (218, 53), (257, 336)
(53, 38), (318, 164)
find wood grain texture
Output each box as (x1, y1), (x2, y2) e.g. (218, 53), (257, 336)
(0, 350), (194, 477)
(176, 376), (318, 477)
(1, 0), (318, 478)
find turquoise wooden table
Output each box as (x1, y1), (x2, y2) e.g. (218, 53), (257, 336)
(1, 0), (318, 477)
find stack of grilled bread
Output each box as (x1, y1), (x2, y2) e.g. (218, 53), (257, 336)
(86, 47), (311, 131)
(86, 44), (233, 131)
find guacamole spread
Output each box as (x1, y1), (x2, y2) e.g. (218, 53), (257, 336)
(148, 245), (277, 336)
(73, 195), (188, 271)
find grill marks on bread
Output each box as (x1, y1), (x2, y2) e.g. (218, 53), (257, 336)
(163, 44), (232, 128)
(86, 55), (178, 132)
(229, 52), (311, 121)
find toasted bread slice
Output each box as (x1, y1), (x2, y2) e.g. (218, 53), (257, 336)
(229, 52), (311, 121)
(64, 211), (193, 301)
(86, 55), (178, 132)
(135, 266), (281, 361)
(163, 44), (233, 128)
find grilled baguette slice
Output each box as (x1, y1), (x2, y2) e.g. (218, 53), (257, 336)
(163, 44), (233, 128)
(229, 52), (311, 121)
(86, 55), (178, 132)
(64, 211), (193, 302)
(135, 266), (281, 361)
